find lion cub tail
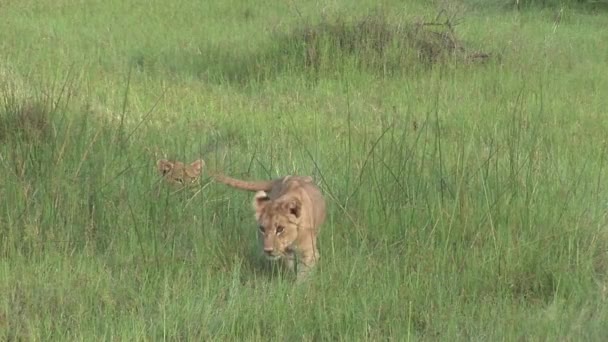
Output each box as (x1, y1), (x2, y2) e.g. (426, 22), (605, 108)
(212, 174), (274, 192)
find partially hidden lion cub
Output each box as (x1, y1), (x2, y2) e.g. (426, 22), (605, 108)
(214, 173), (326, 281)
(156, 159), (204, 186)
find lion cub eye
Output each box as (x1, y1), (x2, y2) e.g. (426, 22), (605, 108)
(276, 226), (284, 234)
(258, 225), (265, 233)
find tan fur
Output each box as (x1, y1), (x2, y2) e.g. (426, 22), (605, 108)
(156, 159), (204, 186)
(215, 173), (325, 281)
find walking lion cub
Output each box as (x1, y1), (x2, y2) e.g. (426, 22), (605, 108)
(214, 173), (326, 281)
(155, 159), (326, 281)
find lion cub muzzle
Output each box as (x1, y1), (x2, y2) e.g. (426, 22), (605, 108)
(259, 225), (284, 260)
(262, 243), (276, 257)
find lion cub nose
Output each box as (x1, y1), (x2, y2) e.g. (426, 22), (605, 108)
(263, 247), (274, 255)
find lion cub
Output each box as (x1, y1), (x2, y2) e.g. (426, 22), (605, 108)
(214, 173), (326, 281)
(156, 159), (204, 186)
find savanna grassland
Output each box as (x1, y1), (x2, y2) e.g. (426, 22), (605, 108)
(1, 0), (608, 340)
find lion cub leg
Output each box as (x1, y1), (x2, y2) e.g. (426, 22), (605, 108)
(294, 245), (320, 282)
(282, 249), (296, 272)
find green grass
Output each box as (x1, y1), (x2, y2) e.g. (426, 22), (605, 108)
(1, 0), (608, 340)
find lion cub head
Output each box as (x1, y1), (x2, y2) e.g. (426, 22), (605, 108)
(156, 159), (204, 186)
(253, 191), (303, 260)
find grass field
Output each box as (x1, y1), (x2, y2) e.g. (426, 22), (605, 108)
(1, 0), (608, 340)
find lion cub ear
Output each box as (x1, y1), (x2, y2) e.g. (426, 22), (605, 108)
(156, 159), (174, 175)
(253, 191), (271, 220)
(285, 198), (302, 219)
(190, 159), (205, 175)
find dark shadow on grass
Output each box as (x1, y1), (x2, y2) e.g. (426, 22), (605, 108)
(238, 247), (297, 284)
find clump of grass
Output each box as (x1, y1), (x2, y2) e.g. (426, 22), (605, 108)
(0, 97), (53, 144)
(0, 87), (62, 187)
(265, 11), (491, 77)
(167, 11), (493, 84)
